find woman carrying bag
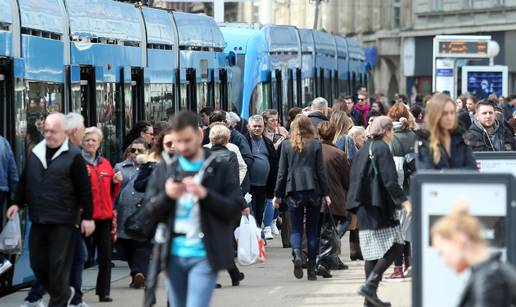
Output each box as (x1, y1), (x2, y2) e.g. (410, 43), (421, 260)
(347, 116), (412, 307)
(273, 115), (330, 281)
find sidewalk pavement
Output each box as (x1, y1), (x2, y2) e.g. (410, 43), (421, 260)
(0, 234), (411, 307)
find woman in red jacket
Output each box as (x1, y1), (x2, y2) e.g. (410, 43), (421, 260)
(82, 127), (122, 302)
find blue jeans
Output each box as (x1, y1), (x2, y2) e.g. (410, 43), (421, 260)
(263, 199), (274, 227)
(288, 191), (321, 265)
(166, 256), (218, 307)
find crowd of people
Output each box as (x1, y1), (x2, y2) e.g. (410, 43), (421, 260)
(0, 88), (515, 307)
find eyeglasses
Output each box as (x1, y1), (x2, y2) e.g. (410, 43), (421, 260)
(130, 147), (145, 154)
(164, 141), (173, 148)
(358, 98), (367, 101)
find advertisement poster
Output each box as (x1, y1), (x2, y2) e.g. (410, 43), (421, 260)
(461, 65), (508, 98)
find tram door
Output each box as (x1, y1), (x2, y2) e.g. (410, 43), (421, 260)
(273, 69), (282, 120)
(70, 66), (96, 127)
(0, 58), (14, 141)
(186, 68), (197, 112)
(295, 68), (302, 107)
(131, 67), (144, 123)
(219, 69), (229, 111)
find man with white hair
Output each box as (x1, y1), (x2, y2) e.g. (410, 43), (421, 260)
(66, 112), (86, 146)
(308, 97), (329, 129)
(7, 113), (94, 307)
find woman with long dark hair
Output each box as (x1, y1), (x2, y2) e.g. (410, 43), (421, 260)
(347, 116), (412, 307)
(273, 115), (330, 281)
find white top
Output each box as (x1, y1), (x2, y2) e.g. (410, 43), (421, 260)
(204, 143), (247, 184)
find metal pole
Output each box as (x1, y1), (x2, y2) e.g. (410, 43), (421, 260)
(261, 0), (271, 24)
(313, 0), (321, 29)
(214, 0), (224, 23)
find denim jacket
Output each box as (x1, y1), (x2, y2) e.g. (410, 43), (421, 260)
(0, 136), (18, 196)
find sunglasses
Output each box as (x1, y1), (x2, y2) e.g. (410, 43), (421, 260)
(130, 147), (145, 154)
(164, 141), (173, 148)
(358, 98), (367, 101)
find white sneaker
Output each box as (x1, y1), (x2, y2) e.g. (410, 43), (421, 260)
(20, 300), (45, 307)
(263, 226), (273, 240)
(0, 260), (12, 275)
(67, 287), (75, 306)
(271, 219), (280, 236)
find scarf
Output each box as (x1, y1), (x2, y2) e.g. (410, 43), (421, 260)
(354, 103), (370, 126)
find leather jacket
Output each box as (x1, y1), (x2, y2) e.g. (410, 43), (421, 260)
(459, 253), (516, 307)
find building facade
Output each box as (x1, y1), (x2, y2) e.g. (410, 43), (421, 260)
(234, 0), (516, 100)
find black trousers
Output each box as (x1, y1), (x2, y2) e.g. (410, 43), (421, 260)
(29, 223), (75, 307)
(94, 219), (112, 297)
(250, 185), (267, 227)
(117, 238), (151, 277)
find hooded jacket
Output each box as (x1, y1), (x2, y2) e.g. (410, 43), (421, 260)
(463, 119), (515, 152)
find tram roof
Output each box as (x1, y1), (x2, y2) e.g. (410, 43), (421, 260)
(262, 25), (299, 53)
(173, 12), (224, 49)
(0, 0), (12, 24)
(66, 0), (142, 43)
(298, 29), (315, 53)
(18, 0), (65, 35)
(313, 30), (336, 55)
(347, 38), (365, 60)
(335, 36), (348, 58)
(142, 7), (175, 46)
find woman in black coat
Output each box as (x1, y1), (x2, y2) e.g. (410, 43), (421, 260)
(416, 93), (477, 170)
(273, 115), (330, 281)
(347, 116), (412, 307)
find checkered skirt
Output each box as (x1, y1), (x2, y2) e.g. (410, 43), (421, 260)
(359, 224), (405, 261)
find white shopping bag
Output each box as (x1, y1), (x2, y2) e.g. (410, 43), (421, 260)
(234, 215), (264, 266)
(0, 212), (22, 255)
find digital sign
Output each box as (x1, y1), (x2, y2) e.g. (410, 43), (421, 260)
(438, 41), (487, 56)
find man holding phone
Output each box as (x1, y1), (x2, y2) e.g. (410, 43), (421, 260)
(143, 111), (245, 307)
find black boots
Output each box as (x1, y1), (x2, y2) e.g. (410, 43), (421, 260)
(316, 264), (332, 278)
(307, 263), (317, 281)
(228, 267), (245, 286)
(358, 272), (391, 307)
(293, 249), (303, 279)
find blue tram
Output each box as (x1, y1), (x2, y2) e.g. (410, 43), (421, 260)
(0, 0), (229, 293)
(220, 24), (369, 121)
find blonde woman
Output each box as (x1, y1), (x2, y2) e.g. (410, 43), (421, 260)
(330, 111), (356, 160)
(416, 93), (476, 169)
(432, 204), (516, 307)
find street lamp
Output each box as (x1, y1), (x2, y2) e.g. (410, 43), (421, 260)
(487, 40), (500, 66)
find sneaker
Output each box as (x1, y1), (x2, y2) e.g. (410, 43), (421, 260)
(20, 300), (45, 307)
(271, 220), (280, 236)
(0, 260), (12, 275)
(67, 287), (75, 306)
(263, 226), (273, 240)
(404, 265), (412, 278)
(384, 266), (405, 282)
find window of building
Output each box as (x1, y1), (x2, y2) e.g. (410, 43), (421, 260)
(432, 0), (443, 10)
(393, 0), (401, 29)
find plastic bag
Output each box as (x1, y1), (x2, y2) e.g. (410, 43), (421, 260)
(0, 212), (22, 255)
(234, 215), (265, 265)
(317, 209), (341, 270)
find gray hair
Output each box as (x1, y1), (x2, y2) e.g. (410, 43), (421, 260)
(226, 112), (241, 127)
(311, 97), (328, 112)
(248, 115), (264, 125)
(47, 112), (68, 131)
(84, 126), (104, 143)
(65, 112), (85, 134)
(347, 126), (366, 137)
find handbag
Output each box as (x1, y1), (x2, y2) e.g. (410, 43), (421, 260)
(316, 206), (341, 270)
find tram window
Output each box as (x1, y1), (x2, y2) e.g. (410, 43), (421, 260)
(96, 83), (119, 162)
(229, 55), (245, 110)
(24, 82), (63, 162)
(197, 82), (208, 112)
(250, 82), (271, 116)
(303, 78), (315, 106)
(163, 84), (174, 120)
(14, 78), (26, 168)
(214, 82), (221, 110)
(123, 83), (133, 134)
(179, 83), (188, 111)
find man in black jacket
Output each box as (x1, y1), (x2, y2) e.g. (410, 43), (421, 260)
(308, 97), (329, 129)
(7, 113), (94, 307)
(245, 115), (278, 229)
(143, 111), (244, 307)
(464, 100), (516, 152)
